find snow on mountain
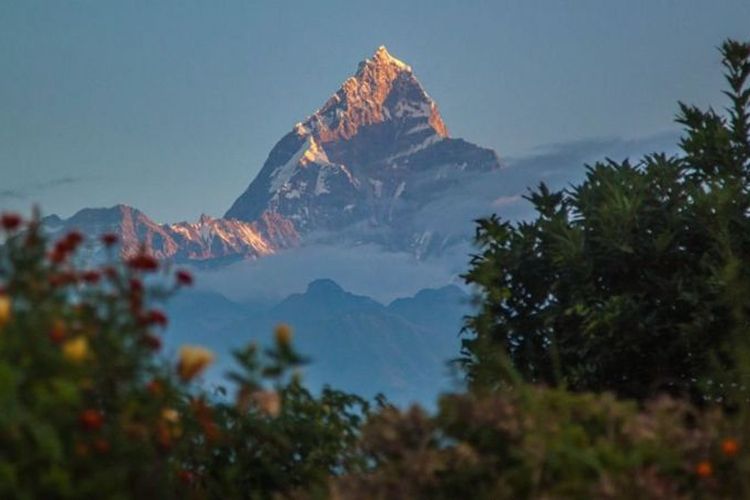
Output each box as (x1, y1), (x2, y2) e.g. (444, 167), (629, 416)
(225, 45), (502, 255)
(43, 205), (298, 264)
(44, 46), (502, 265)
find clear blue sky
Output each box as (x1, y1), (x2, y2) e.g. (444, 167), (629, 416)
(1, 1), (748, 222)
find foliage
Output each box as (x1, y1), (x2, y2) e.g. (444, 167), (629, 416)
(0, 216), (369, 499)
(2, 38), (750, 500)
(332, 387), (750, 499)
(461, 40), (750, 401)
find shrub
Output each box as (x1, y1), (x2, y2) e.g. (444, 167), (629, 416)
(0, 215), (369, 499)
(331, 387), (750, 499)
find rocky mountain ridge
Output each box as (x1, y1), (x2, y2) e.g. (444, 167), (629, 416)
(43, 205), (298, 264)
(225, 46), (501, 253)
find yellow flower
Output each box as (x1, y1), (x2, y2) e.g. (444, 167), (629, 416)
(177, 345), (214, 382)
(159, 407), (183, 438)
(251, 390), (282, 417)
(0, 295), (11, 329)
(274, 323), (293, 347)
(161, 408), (180, 424)
(62, 336), (90, 363)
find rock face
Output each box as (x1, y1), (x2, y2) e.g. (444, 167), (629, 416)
(225, 46), (501, 253)
(45, 46), (501, 264)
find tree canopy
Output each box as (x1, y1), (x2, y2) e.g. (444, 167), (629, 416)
(462, 40), (750, 401)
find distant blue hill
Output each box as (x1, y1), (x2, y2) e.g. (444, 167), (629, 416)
(164, 279), (470, 406)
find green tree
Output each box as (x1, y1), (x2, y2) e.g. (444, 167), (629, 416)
(461, 40), (750, 401)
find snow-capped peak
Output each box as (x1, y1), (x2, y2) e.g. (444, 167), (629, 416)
(369, 45), (412, 72)
(224, 45), (501, 252)
(295, 45), (448, 143)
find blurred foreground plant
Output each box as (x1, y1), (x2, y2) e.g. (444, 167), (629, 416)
(0, 215), (369, 499)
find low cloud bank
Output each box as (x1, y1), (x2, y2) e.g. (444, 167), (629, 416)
(197, 242), (468, 304)
(198, 131), (681, 303)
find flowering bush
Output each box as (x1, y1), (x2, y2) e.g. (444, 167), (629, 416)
(332, 388), (750, 499)
(0, 215), (369, 498)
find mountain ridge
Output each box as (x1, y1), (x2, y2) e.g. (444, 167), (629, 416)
(166, 278), (470, 404)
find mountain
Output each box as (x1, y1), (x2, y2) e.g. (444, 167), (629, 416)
(43, 205), (298, 264)
(35, 47), (495, 404)
(226, 46), (501, 255)
(165, 279), (470, 405)
(43, 46), (502, 264)
(388, 285), (468, 334)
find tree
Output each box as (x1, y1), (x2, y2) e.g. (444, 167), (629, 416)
(461, 40), (750, 401)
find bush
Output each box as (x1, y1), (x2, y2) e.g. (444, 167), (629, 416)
(0, 215), (369, 499)
(332, 387), (750, 499)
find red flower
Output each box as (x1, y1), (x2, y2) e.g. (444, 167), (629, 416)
(155, 424), (172, 451)
(127, 254), (159, 272)
(79, 409), (104, 431)
(177, 469), (196, 485)
(49, 319), (66, 344)
(192, 398), (221, 443)
(48, 271), (77, 288)
(102, 266), (118, 280)
(100, 233), (119, 246)
(146, 378), (164, 396)
(175, 269), (194, 286)
(722, 438), (740, 457)
(65, 231), (84, 248)
(140, 333), (163, 351)
(695, 460), (713, 478)
(145, 309), (168, 328)
(81, 270), (101, 284)
(129, 278), (144, 294)
(49, 244), (68, 264)
(1, 213), (22, 231)
(93, 438), (111, 455)
(49, 231), (84, 263)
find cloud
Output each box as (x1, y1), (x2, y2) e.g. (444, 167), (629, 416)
(507, 130), (681, 174)
(492, 195), (522, 208)
(0, 189), (25, 200)
(409, 130), (682, 234)
(0, 176), (85, 201)
(197, 242), (468, 304)
(197, 131), (684, 304)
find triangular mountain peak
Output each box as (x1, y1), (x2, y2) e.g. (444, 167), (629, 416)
(225, 46), (501, 254)
(364, 45), (412, 72)
(298, 45), (447, 143)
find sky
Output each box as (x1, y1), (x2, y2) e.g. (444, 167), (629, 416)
(1, 1), (748, 223)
